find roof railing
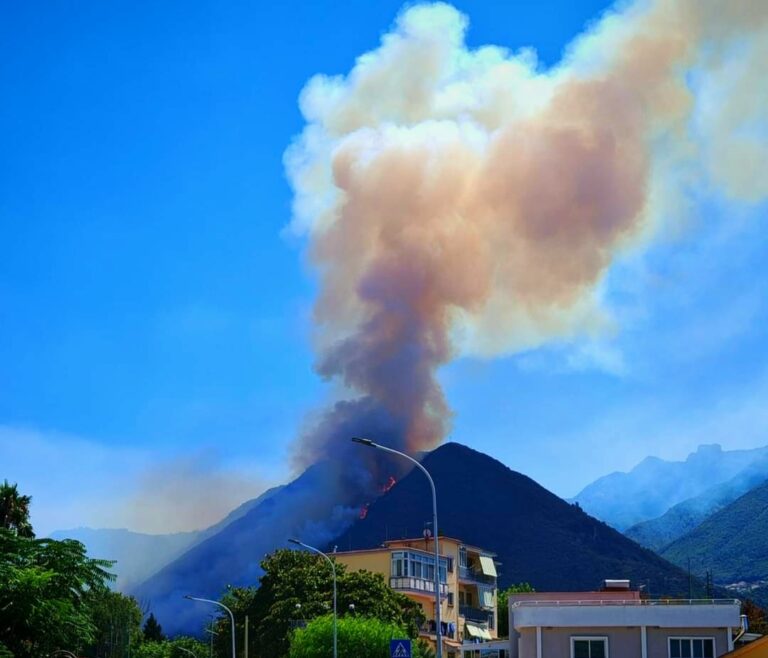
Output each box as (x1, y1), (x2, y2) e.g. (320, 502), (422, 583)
(511, 598), (740, 608)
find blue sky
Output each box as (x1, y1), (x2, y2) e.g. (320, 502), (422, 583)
(2, 0), (767, 535)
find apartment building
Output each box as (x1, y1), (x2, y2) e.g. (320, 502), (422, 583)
(507, 582), (742, 658)
(334, 536), (499, 657)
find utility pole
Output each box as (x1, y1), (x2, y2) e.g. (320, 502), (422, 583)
(244, 615), (249, 658)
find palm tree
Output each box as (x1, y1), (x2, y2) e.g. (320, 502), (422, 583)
(0, 480), (35, 538)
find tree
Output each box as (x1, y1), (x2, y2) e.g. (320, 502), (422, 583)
(144, 612), (166, 642)
(83, 590), (144, 658)
(0, 480), (34, 538)
(496, 582), (535, 638)
(0, 528), (114, 657)
(132, 637), (207, 658)
(213, 549), (425, 658)
(743, 598), (768, 635)
(289, 615), (433, 658)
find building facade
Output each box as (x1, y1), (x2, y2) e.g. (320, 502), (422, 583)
(334, 536), (499, 657)
(508, 589), (742, 658)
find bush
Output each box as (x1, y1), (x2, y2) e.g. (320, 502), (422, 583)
(289, 615), (431, 658)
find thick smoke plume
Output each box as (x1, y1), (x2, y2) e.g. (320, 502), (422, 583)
(285, 1), (768, 473)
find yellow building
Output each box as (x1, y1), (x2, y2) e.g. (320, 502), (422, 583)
(334, 536), (499, 657)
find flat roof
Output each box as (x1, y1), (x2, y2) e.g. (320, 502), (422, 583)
(383, 537), (497, 556)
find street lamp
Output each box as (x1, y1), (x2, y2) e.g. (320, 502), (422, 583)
(289, 538), (337, 658)
(352, 436), (443, 658)
(176, 648), (197, 658)
(184, 596), (235, 658)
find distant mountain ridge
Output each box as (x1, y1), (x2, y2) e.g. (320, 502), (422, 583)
(573, 443), (768, 530)
(625, 454), (768, 551)
(51, 485), (284, 590)
(660, 477), (768, 605)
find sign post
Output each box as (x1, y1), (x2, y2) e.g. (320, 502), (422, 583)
(390, 639), (412, 658)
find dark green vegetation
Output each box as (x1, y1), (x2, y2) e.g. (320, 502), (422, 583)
(573, 444), (768, 530)
(289, 615), (433, 658)
(0, 527), (116, 656)
(496, 583), (535, 637)
(0, 482), (205, 658)
(334, 443), (700, 597)
(625, 455), (768, 551)
(0, 480), (35, 539)
(210, 549), (425, 658)
(661, 478), (768, 606)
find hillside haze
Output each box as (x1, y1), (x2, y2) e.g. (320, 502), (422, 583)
(332, 443), (694, 595)
(625, 454), (768, 551)
(660, 477), (768, 606)
(573, 444), (768, 530)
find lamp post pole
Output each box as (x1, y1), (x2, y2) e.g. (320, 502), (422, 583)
(184, 596), (236, 658)
(289, 539), (337, 658)
(352, 437), (443, 658)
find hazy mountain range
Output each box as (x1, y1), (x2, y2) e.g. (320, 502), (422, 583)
(572, 443), (768, 531)
(659, 477), (768, 607)
(50, 485), (283, 590)
(624, 454), (768, 551)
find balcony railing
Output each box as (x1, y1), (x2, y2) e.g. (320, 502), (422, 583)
(390, 576), (449, 597)
(420, 620), (456, 639)
(460, 606), (493, 624)
(459, 565), (496, 586)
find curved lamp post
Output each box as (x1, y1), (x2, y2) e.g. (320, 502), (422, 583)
(184, 595), (235, 658)
(352, 436), (443, 658)
(289, 538), (337, 658)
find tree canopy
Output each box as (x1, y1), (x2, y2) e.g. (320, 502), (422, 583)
(212, 549), (425, 658)
(496, 582), (535, 637)
(0, 527), (115, 656)
(0, 480), (34, 538)
(289, 615), (433, 658)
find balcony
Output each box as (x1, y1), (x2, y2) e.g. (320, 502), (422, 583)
(459, 565), (496, 586)
(420, 620), (456, 639)
(390, 576), (449, 597)
(460, 605), (493, 624)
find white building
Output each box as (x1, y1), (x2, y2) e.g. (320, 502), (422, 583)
(507, 584), (742, 658)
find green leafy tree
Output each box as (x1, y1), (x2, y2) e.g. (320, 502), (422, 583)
(213, 549), (425, 658)
(132, 636), (207, 658)
(289, 615), (433, 658)
(144, 612), (166, 642)
(0, 480), (34, 538)
(83, 589), (144, 658)
(0, 528), (114, 657)
(496, 582), (535, 637)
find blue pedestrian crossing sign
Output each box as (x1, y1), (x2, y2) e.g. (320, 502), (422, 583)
(390, 639), (411, 657)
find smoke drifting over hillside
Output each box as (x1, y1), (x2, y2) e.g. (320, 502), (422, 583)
(285, 1), (768, 470)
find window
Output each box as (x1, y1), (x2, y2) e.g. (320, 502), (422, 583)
(459, 546), (468, 569)
(571, 637), (608, 658)
(447, 556), (454, 573)
(669, 638), (715, 658)
(390, 550), (448, 583)
(447, 592), (454, 607)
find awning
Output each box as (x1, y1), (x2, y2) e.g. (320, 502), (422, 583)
(478, 555), (498, 577)
(480, 588), (494, 609)
(465, 622), (492, 641)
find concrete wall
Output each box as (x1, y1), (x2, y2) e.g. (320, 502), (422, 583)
(512, 625), (732, 658)
(646, 626), (730, 657)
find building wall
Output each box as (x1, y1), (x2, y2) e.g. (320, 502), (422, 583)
(646, 627), (731, 658)
(514, 625), (733, 658)
(334, 549), (391, 576)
